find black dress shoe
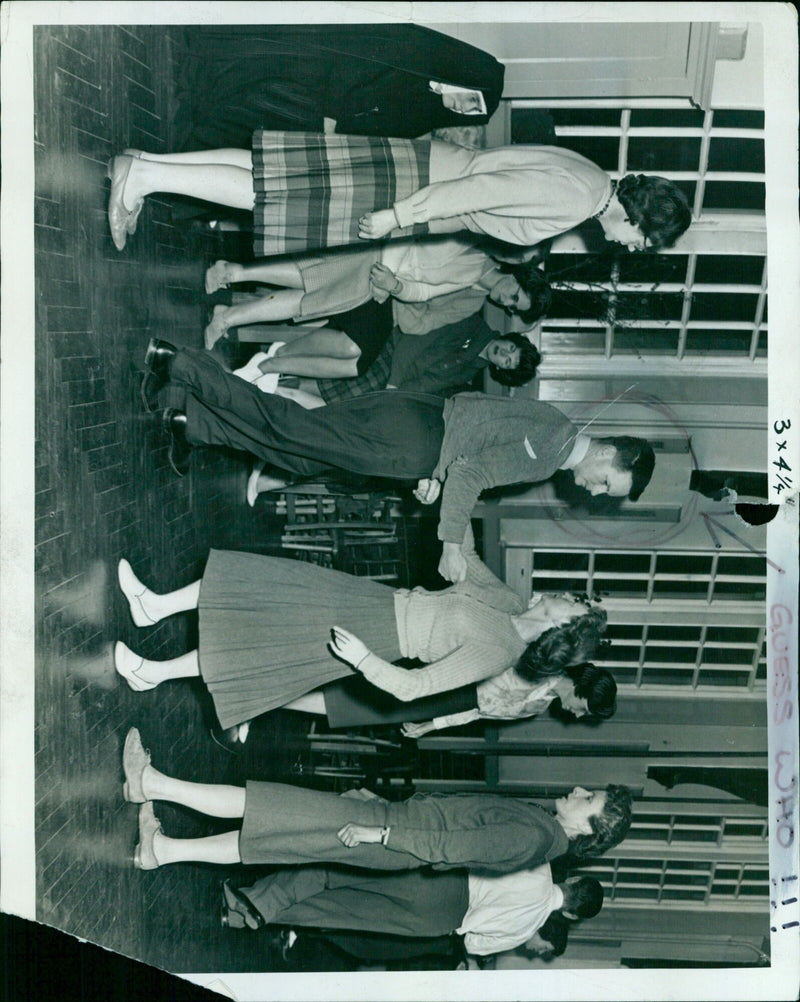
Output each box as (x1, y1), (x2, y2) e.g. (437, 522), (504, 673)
(144, 337), (177, 375)
(141, 338), (178, 412)
(162, 408), (192, 477)
(221, 880), (264, 931)
(209, 724), (246, 756)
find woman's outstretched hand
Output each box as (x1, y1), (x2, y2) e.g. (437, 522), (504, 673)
(358, 209), (397, 240)
(401, 721), (435, 738)
(337, 823), (384, 847)
(329, 626), (371, 669)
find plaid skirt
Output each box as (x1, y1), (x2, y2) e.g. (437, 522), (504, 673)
(316, 337), (395, 402)
(252, 131), (431, 257)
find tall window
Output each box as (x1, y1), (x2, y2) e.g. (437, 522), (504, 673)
(510, 103), (767, 363)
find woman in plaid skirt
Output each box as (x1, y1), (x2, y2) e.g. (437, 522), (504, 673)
(106, 135), (691, 256)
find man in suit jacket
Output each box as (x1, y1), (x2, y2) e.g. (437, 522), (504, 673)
(146, 343), (656, 581)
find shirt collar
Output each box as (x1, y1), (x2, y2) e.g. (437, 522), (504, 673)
(559, 434), (591, 470)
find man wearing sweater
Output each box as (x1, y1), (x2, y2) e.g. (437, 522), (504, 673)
(229, 861), (603, 962)
(146, 342), (655, 580)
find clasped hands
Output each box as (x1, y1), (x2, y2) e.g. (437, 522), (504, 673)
(369, 262), (402, 303)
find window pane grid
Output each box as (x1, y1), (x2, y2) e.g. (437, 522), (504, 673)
(531, 547), (765, 691)
(584, 842), (768, 904)
(511, 102), (766, 361)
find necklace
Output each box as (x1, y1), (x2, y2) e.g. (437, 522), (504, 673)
(593, 179), (617, 220)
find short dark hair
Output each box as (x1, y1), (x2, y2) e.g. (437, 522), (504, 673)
(565, 784), (633, 864)
(516, 607), (608, 683)
(564, 663), (617, 719)
(535, 912), (569, 958)
(562, 875), (605, 920)
(616, 174), (692, 250)
(488, 332), (541, 387)
(500, 260), (552, 324)
(596, 435), (655, 502)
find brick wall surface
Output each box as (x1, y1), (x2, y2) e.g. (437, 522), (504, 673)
(32, 24), (305, 974)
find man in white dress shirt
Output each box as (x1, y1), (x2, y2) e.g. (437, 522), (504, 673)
(230, 860), (604, 962)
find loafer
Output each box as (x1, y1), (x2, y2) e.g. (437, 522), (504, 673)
(140, 338), (177, 412)
(122, 727), (151, 804)
(106, 154), (142, 251)
(162, 408), (192, 477)
(133, 801), (162, 871)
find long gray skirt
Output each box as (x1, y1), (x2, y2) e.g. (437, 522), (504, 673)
(198, 550), (400, 729)
(239, 781), (415, 869)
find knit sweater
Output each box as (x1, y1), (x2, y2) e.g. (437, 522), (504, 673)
(392, 288), (489, 336)
(384, 793), (569, 872)
(380, 234), (495, 304)
(432, 394), (578, 543)
(392, 143), (611, 247)
(357, 548), (527, 702)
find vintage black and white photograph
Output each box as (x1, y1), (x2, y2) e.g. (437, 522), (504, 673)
(0, 3), (798, 1000)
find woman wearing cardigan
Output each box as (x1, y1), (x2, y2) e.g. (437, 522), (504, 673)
(121, 727), (633, 874)
(113, 527), (607, 739)
(107, 136), (691, 256)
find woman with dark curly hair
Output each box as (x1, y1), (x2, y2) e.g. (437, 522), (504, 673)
(393, 661), (616, 740)
(113, 526), (606, 744)
(201, 235), (551, 351)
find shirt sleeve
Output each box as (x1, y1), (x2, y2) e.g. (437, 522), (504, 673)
(457, 550), (525, 614)
(384, 817), (551, 871)
(393, 289), (488, 335)
(394, 278), (472, 304)
(393, 171), (533, 230)
(432, 708), (482, 730)
(356, 645), (511, 702)
(464, 932), (527, 956)
(437, 456), (498, 544)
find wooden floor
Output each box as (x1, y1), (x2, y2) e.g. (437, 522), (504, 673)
(32, 23), (326, 975)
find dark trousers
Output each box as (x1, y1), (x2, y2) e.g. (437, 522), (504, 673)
(162, 348), (445, 480)
(241, 866), (470, 938)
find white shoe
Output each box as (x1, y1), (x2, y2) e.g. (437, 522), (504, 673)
(264, 341), (285, 360)
(246, 461), (266, 507)
(233, 352), (271, 384)
(205, 259), (232, 294)
(117, 559), (157, 627)
(253, 372), (279, 394)
(114, 641), (157, 692)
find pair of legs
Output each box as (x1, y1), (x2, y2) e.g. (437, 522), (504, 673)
(115, 560), (326, 720)
(134, 754), (245, 867)
(116, 147), (257, 214)
(203, 260), (363, 379)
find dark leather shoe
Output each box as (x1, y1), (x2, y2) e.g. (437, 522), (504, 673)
(221, 880), (264, 931)
(144, 337), (177, 376)
(141, 338), (178, 412)
(162, 408), (192, 477)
